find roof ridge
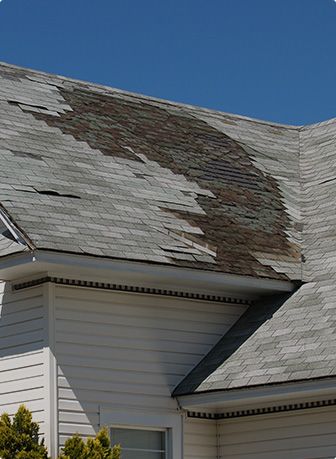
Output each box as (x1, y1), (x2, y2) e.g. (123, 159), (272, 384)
(0, 60), (301, 130)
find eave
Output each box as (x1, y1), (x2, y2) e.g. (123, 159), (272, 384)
(0, 249), (294, 299)
(175, 377), (336, 414)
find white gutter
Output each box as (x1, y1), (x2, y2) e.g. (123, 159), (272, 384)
(176, 378), (336, 413)
(0, 249), (294, 298)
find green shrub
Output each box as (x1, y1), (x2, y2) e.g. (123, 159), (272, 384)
(0, 405), (49, 459)
(0, 405), (121, 459)
(58, 428), (121, 459)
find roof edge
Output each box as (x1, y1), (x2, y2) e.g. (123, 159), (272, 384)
(0, 60), (302, 130)
(0, 249), (294, 298)
(175, 375), (336, 412)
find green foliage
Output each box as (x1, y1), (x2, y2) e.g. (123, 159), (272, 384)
(111, 444), (121, 459)
(58, 427), (121, 459)
(0, 406), (120, 459)
(0, 405), (49, 459)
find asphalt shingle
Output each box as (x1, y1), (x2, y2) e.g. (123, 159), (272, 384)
(0, 62), (301, 280)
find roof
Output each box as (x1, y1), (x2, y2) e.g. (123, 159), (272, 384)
(1, 62), (336, 394)
(175, 117), (336, 395)
(0, 62), (301, 280)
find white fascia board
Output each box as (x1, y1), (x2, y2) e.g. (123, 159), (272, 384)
(176, 378), (336, 413)
(0, 249), (294, 298)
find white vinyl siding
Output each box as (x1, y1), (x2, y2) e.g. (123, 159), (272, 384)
(0, 282), (46, 431)
(218, 406), (336, 459)
(184, 418), (217, 459)
(54, 286), (247, 447)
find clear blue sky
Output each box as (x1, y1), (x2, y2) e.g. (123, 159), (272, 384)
(0, 0), (335, 125)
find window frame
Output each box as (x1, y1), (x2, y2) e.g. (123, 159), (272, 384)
(110, 425), (169, 459)
(100, 409), (183, 459)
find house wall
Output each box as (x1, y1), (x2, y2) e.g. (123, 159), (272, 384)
(53, 285), (247, 450)
(0, 282), (47, 434)
(184, 418), (217, 459)
(218, 406), (336, 459)
(4, 280), (336, 459)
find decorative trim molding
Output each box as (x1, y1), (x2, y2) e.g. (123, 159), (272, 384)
(12, 276), (252, 305)
(187, 398), (336, 420)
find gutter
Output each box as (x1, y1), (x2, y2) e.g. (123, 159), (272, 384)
(0, 249), (294, 298)
(176, 376), (336, 413)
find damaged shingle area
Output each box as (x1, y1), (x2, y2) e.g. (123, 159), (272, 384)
(0, 63), (300, 280)
(31, 85), (299, 279)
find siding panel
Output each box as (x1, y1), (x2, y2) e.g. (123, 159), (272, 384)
(184, 418), (217, 459)
(55, 286), (246, 445)
(218, 407), (336, 459)
(0, 283), (46, 427)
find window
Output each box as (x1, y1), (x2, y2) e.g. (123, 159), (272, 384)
(101, 409), (181, 459)
(110, 427), (167, 459)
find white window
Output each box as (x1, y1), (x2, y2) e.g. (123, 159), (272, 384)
(110, 427), (168, 459)
(101, 409), (182, 459)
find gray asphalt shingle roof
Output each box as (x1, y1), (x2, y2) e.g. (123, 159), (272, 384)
(0, 62), (300, 280)
(1, 62), (336, 394)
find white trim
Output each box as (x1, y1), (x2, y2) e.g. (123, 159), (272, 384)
(0, 208), (30, 247)
(111, 425), (167, 432)
(176, 378), (336, 412)
(43, 283), (58, 458)
(101, 409), (183, 459)
(0, 249), (294, 298)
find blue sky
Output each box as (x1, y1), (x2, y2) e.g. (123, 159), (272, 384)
(0, 0), (335, 125)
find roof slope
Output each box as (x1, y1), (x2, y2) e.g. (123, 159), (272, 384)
(175, 119), (336, 395)
(0, 62), (301, 280)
